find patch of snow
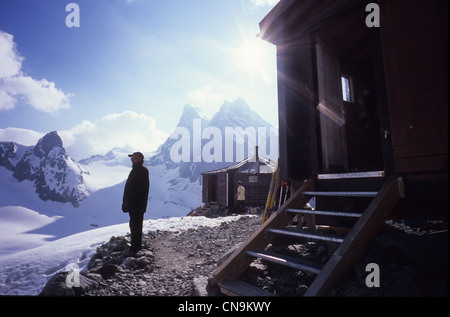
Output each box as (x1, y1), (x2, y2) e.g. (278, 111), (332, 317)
(0, 215), (248, 296)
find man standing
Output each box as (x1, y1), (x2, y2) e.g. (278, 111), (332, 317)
(235, 181), (246, 214)
(122, 152), (150, 254)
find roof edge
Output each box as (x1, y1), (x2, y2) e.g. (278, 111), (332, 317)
(258, 0), (296, 43)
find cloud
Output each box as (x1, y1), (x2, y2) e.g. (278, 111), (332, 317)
(0, 31), (72, 113)
(0, 111), (169, 161)
(187, 85), (225, 117)
(0, 127), (44, 146)
(59, 111), (169, 160)
(248, 0), (280, 6)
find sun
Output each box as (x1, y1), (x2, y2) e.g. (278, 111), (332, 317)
(232, 37), (274, 85)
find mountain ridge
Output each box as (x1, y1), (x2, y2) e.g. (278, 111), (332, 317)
(0, 131), (88, 207)
(149, 98), (278, 182)
(0, 98), (278, 211)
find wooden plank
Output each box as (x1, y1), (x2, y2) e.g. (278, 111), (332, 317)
(304, 176), (400, 296)
(379, 0), (448, 174)
(316, 40), (348, 173)
(318, 171), (385, 179)
(303, 191), (378, 197)
(246, 250), (323, 274)
(220, 280), (277, 297)
(287, 208), (362, 218)
(212, 179), (315, 284)
(267, 228), (344, 243)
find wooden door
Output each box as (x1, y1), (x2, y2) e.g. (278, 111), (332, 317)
(316, 41), (348, 173)
(379, 0), (448, 173)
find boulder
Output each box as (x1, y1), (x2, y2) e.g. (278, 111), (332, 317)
(39, 271), (100, 296)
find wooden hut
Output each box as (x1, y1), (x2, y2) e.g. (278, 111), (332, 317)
(213, 0), (448, 296)
(202, 146), (276, 210)
(257, 0), (448, 220)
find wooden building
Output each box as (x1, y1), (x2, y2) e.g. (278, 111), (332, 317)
(213, 0), (448, 296)
(258, 0), (448, 219)
(202, 147), (276, 209)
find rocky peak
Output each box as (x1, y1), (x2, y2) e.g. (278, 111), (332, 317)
(0, 131), (89, 207)
(33, 131), (63, 157)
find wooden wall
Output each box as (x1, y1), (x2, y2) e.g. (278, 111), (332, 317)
(380, 0), (448, 174)
(277, 30), (317, 180)
(234, 173), (274, 208)
(203, 172), (273, 209)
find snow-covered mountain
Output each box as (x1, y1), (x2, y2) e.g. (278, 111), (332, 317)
(150, 98), (278, 182)
(0, 98), (278, 257)
(0, 131), (89, 207)
(78, 145), (136, 167)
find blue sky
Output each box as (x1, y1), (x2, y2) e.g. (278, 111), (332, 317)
(0, 0), (279, 160)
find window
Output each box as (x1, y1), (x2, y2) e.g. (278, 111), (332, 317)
(249, 175), (258, 183)
(341, 75), (352, 102)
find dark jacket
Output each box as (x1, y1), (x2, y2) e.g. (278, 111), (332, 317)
(122, 161), (150, 214)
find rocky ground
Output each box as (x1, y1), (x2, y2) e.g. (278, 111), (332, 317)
(40, 213), (448, 297)
(40, 214), (262, 296)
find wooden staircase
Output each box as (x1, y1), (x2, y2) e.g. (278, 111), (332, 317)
(212, 175), (402, 296)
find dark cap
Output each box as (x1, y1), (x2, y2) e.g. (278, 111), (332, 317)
(128, 152), (144, 159)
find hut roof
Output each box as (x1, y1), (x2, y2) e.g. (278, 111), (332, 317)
(202, 152), (276, 175)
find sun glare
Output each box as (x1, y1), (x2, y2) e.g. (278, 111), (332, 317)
(232, 37), (274, 85)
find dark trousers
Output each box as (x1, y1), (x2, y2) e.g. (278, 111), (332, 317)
(129, 212), (144, 252)
(237, 200), (245, 213)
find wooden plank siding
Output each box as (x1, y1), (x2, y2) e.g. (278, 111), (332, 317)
(234, 173), (273, 208)
(379, 0), (448, 173)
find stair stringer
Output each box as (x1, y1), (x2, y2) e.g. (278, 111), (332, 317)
(304, 175), (401, 296)
(212, 179), (315, 285)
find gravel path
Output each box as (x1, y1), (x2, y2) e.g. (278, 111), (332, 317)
(78, 214), (262, 296)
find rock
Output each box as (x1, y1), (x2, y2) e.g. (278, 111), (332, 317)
(191, 276), (209, 296)
(40, 272), (75, 296)
(206, 276), (221, 295)
(40, 271), (100, 296)
(216, 243), (241, 267)
(136, 257), (154, 271)
(188, 202), (231, 218)
(97, 264), (121, 279)
(328, 228), (448, 296)
(38, 215), (448, 297)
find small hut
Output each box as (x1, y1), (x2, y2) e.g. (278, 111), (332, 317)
(201, 147), (276, 210)
(258, 0), (448, 220)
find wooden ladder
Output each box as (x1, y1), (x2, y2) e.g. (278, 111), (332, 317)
(212, 175), (401, 296)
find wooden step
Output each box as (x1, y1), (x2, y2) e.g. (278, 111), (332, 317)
(304, 176), (400, 296)
(267, 228), (344, 243)
(287, 208), (362, 218)
(219, 280), (277, 297)
(246, 250), (323, 274)
(213, 176), (400, 297)
(302, 191), (378, 198)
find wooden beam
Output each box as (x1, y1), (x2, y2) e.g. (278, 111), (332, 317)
(220, 280), (277, 297)
(212, 179), (315, 284)
(304, 176), (400, 296)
